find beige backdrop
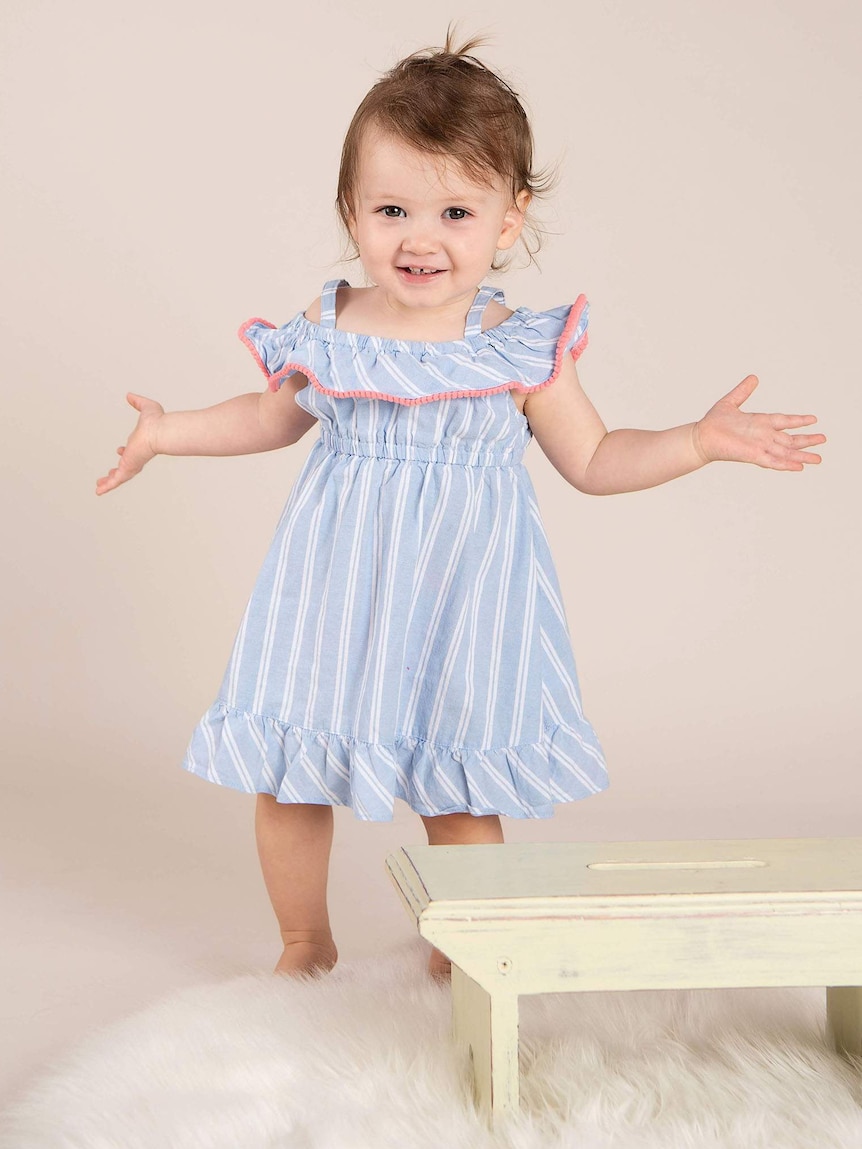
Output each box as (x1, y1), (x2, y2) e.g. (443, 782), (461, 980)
(2, 0), (859, 1101)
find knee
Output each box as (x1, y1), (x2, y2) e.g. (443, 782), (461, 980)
(420, 811), (503, 845)
(420, 811), (467, 844)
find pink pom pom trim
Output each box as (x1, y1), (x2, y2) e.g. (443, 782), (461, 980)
(237, 295), (589, 405)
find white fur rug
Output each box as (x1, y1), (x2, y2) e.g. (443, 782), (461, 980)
(2, 939), (861, 1148)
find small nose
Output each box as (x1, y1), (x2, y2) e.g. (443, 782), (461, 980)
(401, 221), (439, 255)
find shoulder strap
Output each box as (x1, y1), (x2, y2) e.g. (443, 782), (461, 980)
(464, 284), (507, 337)
(319, 278), (350, 328)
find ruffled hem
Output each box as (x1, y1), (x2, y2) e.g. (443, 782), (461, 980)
(237, 295), (589, 406)
(181, 703), (610, 822)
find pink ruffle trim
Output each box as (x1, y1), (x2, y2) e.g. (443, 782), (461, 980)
(237, 296), (589, 405)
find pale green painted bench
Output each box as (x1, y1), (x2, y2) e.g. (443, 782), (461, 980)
(385, 837), (862, 1128)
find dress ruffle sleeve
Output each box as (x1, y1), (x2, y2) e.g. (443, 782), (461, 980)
(237, 296), (589, 405)
(238, 317), (307, 391)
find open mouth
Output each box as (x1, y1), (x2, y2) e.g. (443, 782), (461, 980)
(399, 266), (445, 277)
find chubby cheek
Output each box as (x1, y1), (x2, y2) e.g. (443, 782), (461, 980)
(351, 220), (387, 256)
(455, 235), (496, 266)
(347, 212), (372, 251)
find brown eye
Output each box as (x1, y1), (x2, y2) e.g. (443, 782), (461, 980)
(379, 206), (405, 218)
(444, 208), (469, 220)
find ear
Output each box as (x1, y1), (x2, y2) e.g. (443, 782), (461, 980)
(497, 189), (532, 251)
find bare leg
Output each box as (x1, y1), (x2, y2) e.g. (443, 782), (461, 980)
(419, 812), (504, 982)
(255, 796), (338, 977)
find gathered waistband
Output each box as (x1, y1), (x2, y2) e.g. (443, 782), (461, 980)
(318, 429), (524, 468)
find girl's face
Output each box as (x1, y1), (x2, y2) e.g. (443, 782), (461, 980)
(347, 126), (530, 322)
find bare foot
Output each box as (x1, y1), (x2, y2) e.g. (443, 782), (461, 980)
(274, 931), (338, 978)
(428, 947), (452, 984)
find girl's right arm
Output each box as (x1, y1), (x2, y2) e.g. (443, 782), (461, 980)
(95, 373), (316, 495)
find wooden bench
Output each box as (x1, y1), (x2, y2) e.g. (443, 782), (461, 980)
(385, 837), (862, 1127)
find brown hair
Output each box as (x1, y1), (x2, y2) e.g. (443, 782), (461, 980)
(335, 23), (558, 273)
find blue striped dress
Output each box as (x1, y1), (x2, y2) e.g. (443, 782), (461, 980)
(182, 279), (609, 821)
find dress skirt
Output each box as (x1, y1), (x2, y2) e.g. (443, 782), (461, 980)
(182, 385), (609, 821)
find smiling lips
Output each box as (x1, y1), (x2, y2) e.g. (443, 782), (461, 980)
(400, 266), (445, 275)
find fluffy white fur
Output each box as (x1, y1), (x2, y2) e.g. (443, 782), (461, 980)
(2, 939), (861, 1148)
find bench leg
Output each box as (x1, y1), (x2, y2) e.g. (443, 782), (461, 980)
(827, 987), (862, 1059)
(451, 963), (519, 1126)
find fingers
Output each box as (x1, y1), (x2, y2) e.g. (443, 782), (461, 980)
(776, 451), (821, 467)
(95, 449), (126, 494)
(766, 458), (816, 471)
(96, 449), (142, 494)
(776, 432), (827, 450)
(721, 381), (822, 440)
(97, 395), (161, 495)
(95, 470), (120, 495)
(768, 413), (821, 430)
(723, 374), (759, 407)
(759, 431), (824, 470)
(773, 430), (826, 461)
(126, 392), (162, 415)
(755, 450), (807, 471)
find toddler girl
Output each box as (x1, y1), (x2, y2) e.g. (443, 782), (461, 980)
(96, 29), (824, 983)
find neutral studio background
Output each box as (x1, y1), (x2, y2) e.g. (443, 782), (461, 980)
(1, 0), (859, 1104)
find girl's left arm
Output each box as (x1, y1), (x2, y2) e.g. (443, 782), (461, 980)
(523, 356), (825, 496)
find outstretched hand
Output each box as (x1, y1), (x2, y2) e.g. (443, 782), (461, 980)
(692, 376), (825, 471)
(95, 393), (164, 495)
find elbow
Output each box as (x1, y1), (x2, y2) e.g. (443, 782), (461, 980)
(565, 473), (593, 494)
(564, 461), (608, 496)
(568, 476), (614, 496)
(563, 438), (608, 495)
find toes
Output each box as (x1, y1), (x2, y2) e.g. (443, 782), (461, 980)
(428, 952), (452, 983)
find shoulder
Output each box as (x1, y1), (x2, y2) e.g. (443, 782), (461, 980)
(483, 298), (516, 331)
(303, 295), (322, 324)
(305, 287), (515, 333)
(523, 346), (583, 411)
(516, 297), (591, 415)
(302, 285), (371, 328)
